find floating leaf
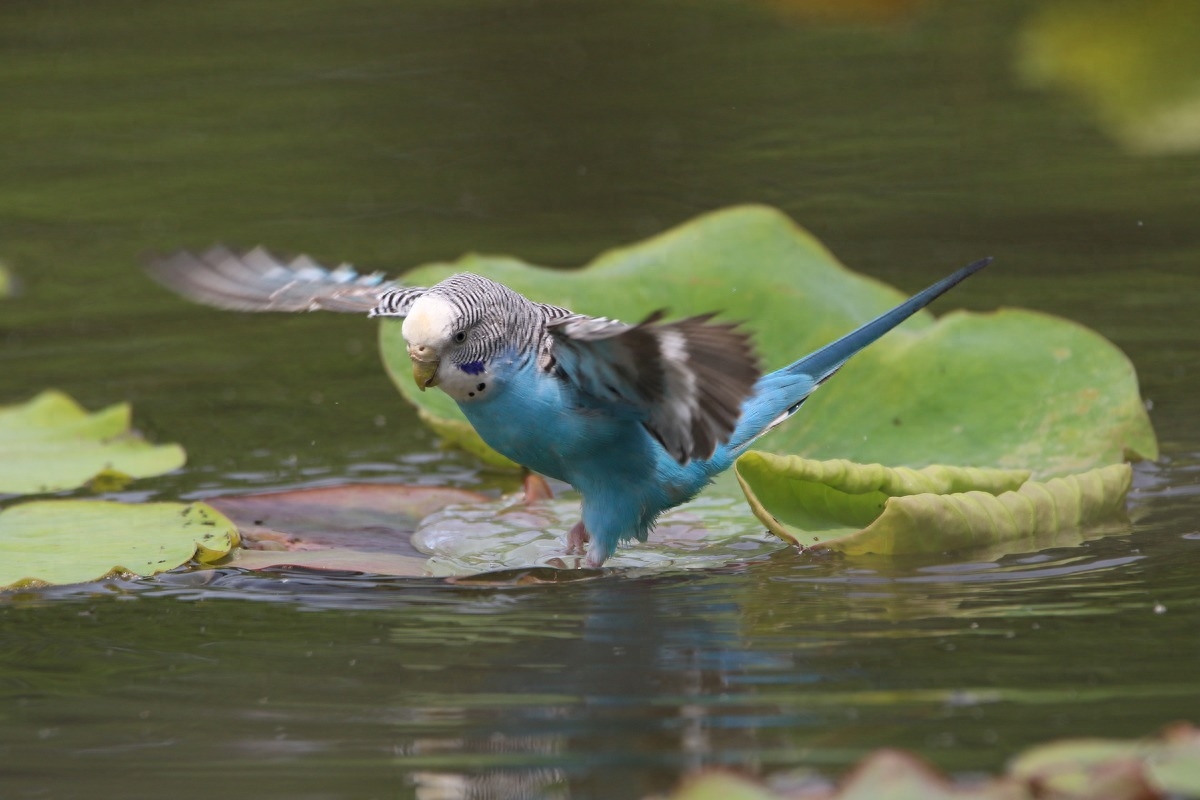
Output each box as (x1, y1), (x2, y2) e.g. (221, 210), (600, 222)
(735, 452), (1132, 555)
(207, 483), (489, 576)
(659, 724), (1200, 799)
(1011, 723), (1200, 798)
(379, 206), (1156, 479)
(668, 772), (782, 800)
(0, 390), (186, 495)
(0, 262), (16, 298)
(1019, 0), (1200, 155)
(0, 500), (238, 589)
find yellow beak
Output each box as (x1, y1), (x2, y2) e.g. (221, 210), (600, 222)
(410, 357), (440, 391)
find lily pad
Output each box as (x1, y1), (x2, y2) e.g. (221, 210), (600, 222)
(0, 390), (186, 495)
(735, 453), (1132, 556)
(0, 262), (15, 298)
(200, 482), (783, 577)
(1010, 722), (1200, 798)
(206, 483), (489, 576)
(660, 723), (1200, 799)
(0, 500), (238, 589)
(1019, 0), (1200, 155)
(668, 772), (782, 800)
(379, 206), (1156, 479)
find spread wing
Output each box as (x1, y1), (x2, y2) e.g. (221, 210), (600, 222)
(545, 310), (760, 464)
(146, 245), (426, 314)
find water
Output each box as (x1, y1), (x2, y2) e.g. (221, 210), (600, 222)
(3, 1), (1199, 797)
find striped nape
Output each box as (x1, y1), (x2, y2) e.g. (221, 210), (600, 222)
(370, 285), (427, 317)
(404, 273), (555, 365)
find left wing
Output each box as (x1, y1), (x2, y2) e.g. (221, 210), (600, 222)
(546, 311), (760, 464)
(147, 245), (425, 314)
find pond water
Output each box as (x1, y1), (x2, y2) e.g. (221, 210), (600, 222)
(3, 1), (1199, 797)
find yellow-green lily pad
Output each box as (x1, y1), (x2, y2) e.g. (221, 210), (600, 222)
(1010, 722), (1200, 798)
(659, 723), (1200, 799)
(0, 500), (238, 588)
(380, 206), (1156, 479)
(0, 390), (186, 495)
(735, 452), (1132, 556)
(1019, 0), (1200, 156)
(0, 262), (16, 298)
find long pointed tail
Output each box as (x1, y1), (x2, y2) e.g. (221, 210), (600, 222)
(725, 257), (992, 454)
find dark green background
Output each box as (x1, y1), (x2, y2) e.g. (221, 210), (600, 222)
(2, 1), (1198, 798)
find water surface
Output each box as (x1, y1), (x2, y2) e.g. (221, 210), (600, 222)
(3, 1), (1199, 797)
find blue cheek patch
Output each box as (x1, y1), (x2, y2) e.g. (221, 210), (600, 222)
(458, 360), (486, 375)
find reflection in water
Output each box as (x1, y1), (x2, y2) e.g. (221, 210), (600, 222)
(1, 502), (1197, 798)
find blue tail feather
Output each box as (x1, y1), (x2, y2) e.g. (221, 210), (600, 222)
(725, 257), (992, 455)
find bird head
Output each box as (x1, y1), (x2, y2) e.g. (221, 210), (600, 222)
(399, 273), (519, 394)
(401, 293), (461, 391)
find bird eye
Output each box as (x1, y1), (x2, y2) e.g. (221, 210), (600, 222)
(454, 331), (466, 343)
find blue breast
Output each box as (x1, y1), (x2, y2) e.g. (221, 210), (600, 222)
(458, 355), (714, 493)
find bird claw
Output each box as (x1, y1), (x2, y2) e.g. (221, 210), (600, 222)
(565, 521), (590, 555)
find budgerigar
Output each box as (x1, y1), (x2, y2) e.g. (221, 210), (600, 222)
(149, 247), (990, 566)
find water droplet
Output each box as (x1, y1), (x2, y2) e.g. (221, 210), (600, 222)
(1153, 602), (1167, 614)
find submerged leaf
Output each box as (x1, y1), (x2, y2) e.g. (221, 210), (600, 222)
(414, 494), (782, 577)
(0, 500), (238, 589)
(227, 548), (429, 576)
(207, 483), (490, 576)
(0, 390), (186, 495)
(735, 452), (1131, 556)
(380, 206), (1156, 479)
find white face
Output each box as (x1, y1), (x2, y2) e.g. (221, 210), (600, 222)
(400, 294), (493, 403)
(401, 294), (456, 351)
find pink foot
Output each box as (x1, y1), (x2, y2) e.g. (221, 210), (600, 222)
(522, 473), (554, 504)
(566, 521), (590, 555)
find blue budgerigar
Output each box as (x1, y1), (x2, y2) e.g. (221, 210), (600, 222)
(150, 248), (990, 567)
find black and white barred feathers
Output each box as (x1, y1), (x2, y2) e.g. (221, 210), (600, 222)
(147, 246), (761, 464)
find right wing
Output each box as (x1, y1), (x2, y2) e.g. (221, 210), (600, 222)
(544, 310), (760, 465)
(146, 245), (425, 314)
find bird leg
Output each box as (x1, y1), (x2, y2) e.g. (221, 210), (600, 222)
(566, 520), (590, 555)
(522, 472), (554, 504)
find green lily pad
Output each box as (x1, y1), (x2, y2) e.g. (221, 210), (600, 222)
(0, 390), (186, 495)
(0, 500), (238, 588)
(379, 206), (1156, 479)
(735, 453), (1132, 555)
